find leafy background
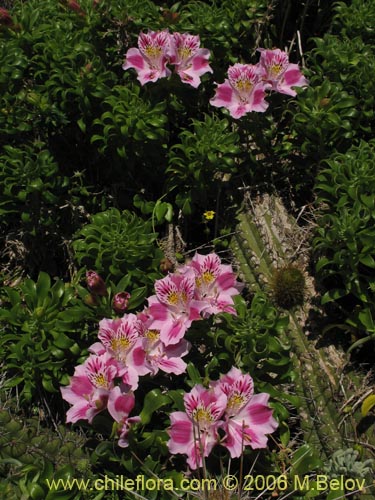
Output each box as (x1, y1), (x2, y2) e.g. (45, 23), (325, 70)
(1, 0), (375, 499)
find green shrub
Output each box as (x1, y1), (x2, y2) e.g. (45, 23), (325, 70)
(90, 84), (168, 164)
(0, 142), (68, 221)
(313, 140), (375, 348)
(310, 35), (375, 135)
(333, 0), (375, 43)
(214, 293), (292, 387)
(284, 78), (358, 159)
(166, 114), (240, 215)
(0, 272), (91, 402)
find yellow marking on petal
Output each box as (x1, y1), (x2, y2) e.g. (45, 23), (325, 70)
(145, 329), (160, 341)
(111, 337), (131, 352)
(93, 373), (108, 388)
(178, 47), (192, 59)
(227, 393), (245, 411)
(167, 291), (179, 305)
(202, 271), (215, 284)
(235, 79), (253, 93)
(270, 63), (283, 78)
(144, 46), (162, 59)
(192, 407), (213, 426)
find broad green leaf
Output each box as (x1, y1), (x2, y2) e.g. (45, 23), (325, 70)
(139, 389), (171, 425)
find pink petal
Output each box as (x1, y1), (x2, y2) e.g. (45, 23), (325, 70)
(210, 80), (234, 106)
(158, 357), (187, 374)
(168, 412), (193, 452)
(65, 400), (92, 423)
(108, 386), (135, 422)
(123, 48), (145, 71)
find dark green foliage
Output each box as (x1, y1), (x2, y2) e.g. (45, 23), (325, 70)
(176, 0), (270, 67)
(0, 142), (67, 221)
(284, 79), (358, 159)
(91, 84), (168, 162)
(167, 114), (240, 214)
(309, 35), (375, 136)
(333, 0), (375, 43)
(214, 293), (292, 385)
(314, 140), (375, 346)
(0, 272), (91, 402)
(270, 264), (306, 310)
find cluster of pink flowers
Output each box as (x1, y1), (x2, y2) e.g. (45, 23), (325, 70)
(168, 367), (278, 469)
(210, 48), (308, 118)
(61, 252), (247, 449)
(123, 31), (308, 119)
(123, 30), (213, 87)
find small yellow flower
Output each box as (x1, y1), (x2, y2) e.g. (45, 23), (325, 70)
(203, 210), (215, 220)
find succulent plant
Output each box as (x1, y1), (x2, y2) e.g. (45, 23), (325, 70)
(72, 208), (159, 278)
(324, 448), (373, 479)
(0, 399), (92, 500)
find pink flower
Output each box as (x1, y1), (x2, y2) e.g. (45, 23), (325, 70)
(258, 48), (308, 97)
(214, 367), (278, 458)
(210, 63), (269, 118)
(97, 314), (150, 389)
(169, 33), (212, 88)
(147, 274), (205, 345)
(107, 386), (140, 448)
(123, 30), (171, 85)
(168, 385), (227, 469)
(137, 311), (190, 376)
(61, 353), (117, 423)
(180, 252), (242, 317)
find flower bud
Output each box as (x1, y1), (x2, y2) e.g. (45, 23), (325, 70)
(86, 270), (107, 296)
(67, 0), (85, 16)
(159, 257), (174, 274)
(112, 292), (131, 314)
(0, 8), (13, 26)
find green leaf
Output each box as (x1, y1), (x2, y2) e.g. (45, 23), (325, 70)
(290, 444), (322, 476)
(127, 286), (147, 310)
(36, 272), (51, 304)
(361, 394), (375, 417)
(187, 362), (202, 384)
(139, 389), (171, 425)
(52, 332), (73, 349)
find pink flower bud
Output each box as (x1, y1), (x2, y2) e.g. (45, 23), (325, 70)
(0, 8), (13, 26)
(67, 0), (85, 16)
(112, 292), (131, 314)
(86, 270), (107, 296)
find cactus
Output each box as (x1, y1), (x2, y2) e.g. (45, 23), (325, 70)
(231, 195), (355, 458)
